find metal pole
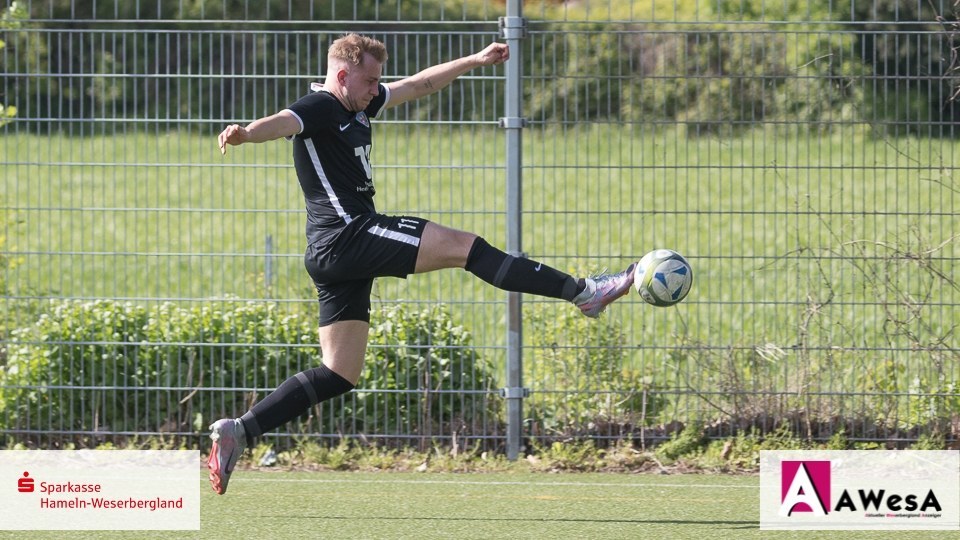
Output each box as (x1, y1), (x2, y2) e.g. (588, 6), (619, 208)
(500, 1), (527, 461)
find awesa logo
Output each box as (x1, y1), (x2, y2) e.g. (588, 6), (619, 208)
(780, 459), (943, 516)
(780, 461), (830, 516)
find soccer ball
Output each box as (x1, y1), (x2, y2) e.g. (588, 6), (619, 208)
(634, 249), (693, 307)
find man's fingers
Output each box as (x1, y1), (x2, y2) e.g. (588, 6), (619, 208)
(218, 125), (238, 155)
(485, 43), (509, 65)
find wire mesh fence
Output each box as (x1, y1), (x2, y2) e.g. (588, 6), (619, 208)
(1, 0), (958, 453)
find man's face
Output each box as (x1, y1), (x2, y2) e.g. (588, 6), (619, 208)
(339, 53), (382, 112)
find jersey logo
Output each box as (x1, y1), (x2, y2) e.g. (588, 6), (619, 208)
(339, 123), (351, 131)
(355, 112), (370, 128)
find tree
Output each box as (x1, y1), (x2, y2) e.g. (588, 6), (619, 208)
(0, 2), (25, 127)
(852, 0), (960, 135)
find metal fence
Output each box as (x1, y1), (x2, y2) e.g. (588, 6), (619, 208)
(1, 0), (958, 454)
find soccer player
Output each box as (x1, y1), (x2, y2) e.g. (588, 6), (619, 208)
(208, 33), (636, 494)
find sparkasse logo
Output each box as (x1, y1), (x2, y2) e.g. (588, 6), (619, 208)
(1, 450), (200, 530)
(18, 472), (34, 493)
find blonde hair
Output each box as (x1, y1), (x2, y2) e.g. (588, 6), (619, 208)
(328, 33), (388, 67)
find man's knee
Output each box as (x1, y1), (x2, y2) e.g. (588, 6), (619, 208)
(416, 224), (476, 271)
(318, 320), (370, 384)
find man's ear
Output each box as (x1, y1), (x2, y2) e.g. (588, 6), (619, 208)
(336, 68), (348, 85)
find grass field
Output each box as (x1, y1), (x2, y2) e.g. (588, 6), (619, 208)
(4, 126), (958, 305)
(0, 470), (955, 539)
(4, 126), (958, 339)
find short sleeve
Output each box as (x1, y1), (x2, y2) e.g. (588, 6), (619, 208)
(286, 92), (335, 139)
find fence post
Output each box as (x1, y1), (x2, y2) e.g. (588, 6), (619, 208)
(499, 1), (528, 461)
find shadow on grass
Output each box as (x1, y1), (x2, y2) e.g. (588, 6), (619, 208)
(269, 515), (757, 528)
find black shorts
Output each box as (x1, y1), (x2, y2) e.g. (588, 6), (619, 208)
(304, 213), (427, 326)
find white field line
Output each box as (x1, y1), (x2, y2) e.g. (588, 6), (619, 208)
(237, 477), (758, 490)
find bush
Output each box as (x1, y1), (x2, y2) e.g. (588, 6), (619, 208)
(527, 3), (867, 134)
(655, 422), (705, 462)
(0, 300), (500, 446)
(340, 304), (502, 441)
(5, 1), (498, 134)
(524, 305), (666, 439)
(0, 300), (313, 438)
(852, 0), (960, 134)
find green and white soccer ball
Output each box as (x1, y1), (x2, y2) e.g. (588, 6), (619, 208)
(634, 249), (693, 307)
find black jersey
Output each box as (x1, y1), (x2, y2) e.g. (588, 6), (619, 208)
(284, 83), (390, 244)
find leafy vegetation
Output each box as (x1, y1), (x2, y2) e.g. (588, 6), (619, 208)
(524, 304), (666, 439)
(0, 300), (499, 446)
(4, 0), (958, 133)
(526, 21), (865, 134)
(0, 2), (25, 128)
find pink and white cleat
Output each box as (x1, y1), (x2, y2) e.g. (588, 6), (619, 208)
(574, 263), (637, 318)
(207, 418), (246, 495)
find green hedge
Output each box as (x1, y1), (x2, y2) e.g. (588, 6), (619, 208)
(0, 300), (500, 443)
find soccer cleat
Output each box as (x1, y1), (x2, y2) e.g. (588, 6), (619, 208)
(207, 418), (246, 495)
(575, 263), (637, 318)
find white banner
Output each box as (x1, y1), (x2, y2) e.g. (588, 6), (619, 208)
(760, 450), (959, 530)
(0, 450), (199, 530)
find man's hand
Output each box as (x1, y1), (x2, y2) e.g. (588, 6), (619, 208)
(217, 112), (300, 154)
(473, 43), (509, 67)
(218, 124), (249, 155)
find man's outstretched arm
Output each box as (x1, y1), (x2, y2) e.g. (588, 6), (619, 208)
(218, 110), (301, 155)
(384, 42), (509, 109)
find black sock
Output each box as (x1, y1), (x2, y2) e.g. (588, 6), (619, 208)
(239, 363), (354, 447)
(464, 237), (585, 301)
